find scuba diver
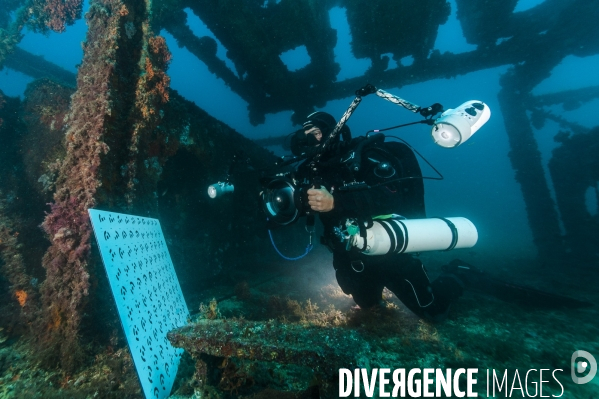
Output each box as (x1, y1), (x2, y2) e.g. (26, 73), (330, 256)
(259, 88), (590, 318)
(288, 111), (465, 321)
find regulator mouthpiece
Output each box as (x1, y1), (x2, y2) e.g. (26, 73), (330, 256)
(208, 182), (234, 199)
(432, 101), (491, 148)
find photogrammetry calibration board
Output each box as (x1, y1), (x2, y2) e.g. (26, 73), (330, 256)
(89, 209), (190, 399)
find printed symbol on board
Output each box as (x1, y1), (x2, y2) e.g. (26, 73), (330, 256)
(143, 274), (148, 284)
(142, 295), (147, 307)
(141, 317), (147, 331)
(147, 366), (152, 383)
(160, 373), (165, 387)
(133, 325), (140, 341)
(109, 249), (116, 260)
(159, 344), (164, 358)
(148, 311), (153, 325)
(136, 230), (140, 238)
(129, 282), (135, 294)
(149, 271), (153, 281)
(132, 218), (137, 225)
(127, 306), (133, 321)
(165, 362), (170, 377)
(116, 268), (122, 280)
(98, 214), (105, 222)
(137, 277), (142, 287)
(147, 336), (153, 350)
(117, 215), (122, 224)
(125, 217), (130, 224)
(153, 328), (158, 341)
(129, 230), (133, 238)
(142, 219), (146, 225)
(120, 286), (127, 299)
(119, 248), (124, 259)
(122, 230), (127, 239)
(154, 387), (160, 398)
(124, 264), (130, 274)
(140, 345), (146, 362)
(109, 215), (114, 223)
(135, 299), (141, 309)
(104, 231), (110, 240)
(158, 321), (164, 334)
(115, 231), (120, 240)
(154, 354), (158, 368)
(141, 232), (146, 239)
(128, 247), (132, 257)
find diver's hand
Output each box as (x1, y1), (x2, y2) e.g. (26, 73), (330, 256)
(307, 187), (334, 212)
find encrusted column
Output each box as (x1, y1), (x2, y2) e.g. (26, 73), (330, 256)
(39, 0), (171, 371)
(498, 70), (564, 262)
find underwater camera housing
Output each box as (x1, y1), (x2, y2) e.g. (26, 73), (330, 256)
(260, 175), (314, 226)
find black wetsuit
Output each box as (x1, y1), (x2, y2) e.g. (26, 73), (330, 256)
(296, 139), (458, 319)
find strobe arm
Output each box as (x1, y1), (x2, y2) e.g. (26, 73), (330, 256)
(375, 89), (443, 119)
(375, 88), (421, 113)
(310, 84), (377, 169)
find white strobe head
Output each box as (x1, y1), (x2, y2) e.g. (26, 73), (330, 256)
(431, 101), (491, 148)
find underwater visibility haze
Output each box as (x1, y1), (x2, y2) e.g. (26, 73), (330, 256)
(0, 0), (599, 398)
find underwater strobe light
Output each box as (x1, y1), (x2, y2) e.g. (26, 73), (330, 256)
(207, 182), (234, 199)
(343, 216), (478, 255)
(432, 101), (491, 148)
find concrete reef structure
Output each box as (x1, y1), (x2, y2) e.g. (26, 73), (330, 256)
(168, 318), (369, 398)
(0, 0), (598, 387)
(1, 0), (278, 373)
(2, 0), (599, 262)
(148, 0), (599, 262)
(38, 0), (148, 371)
